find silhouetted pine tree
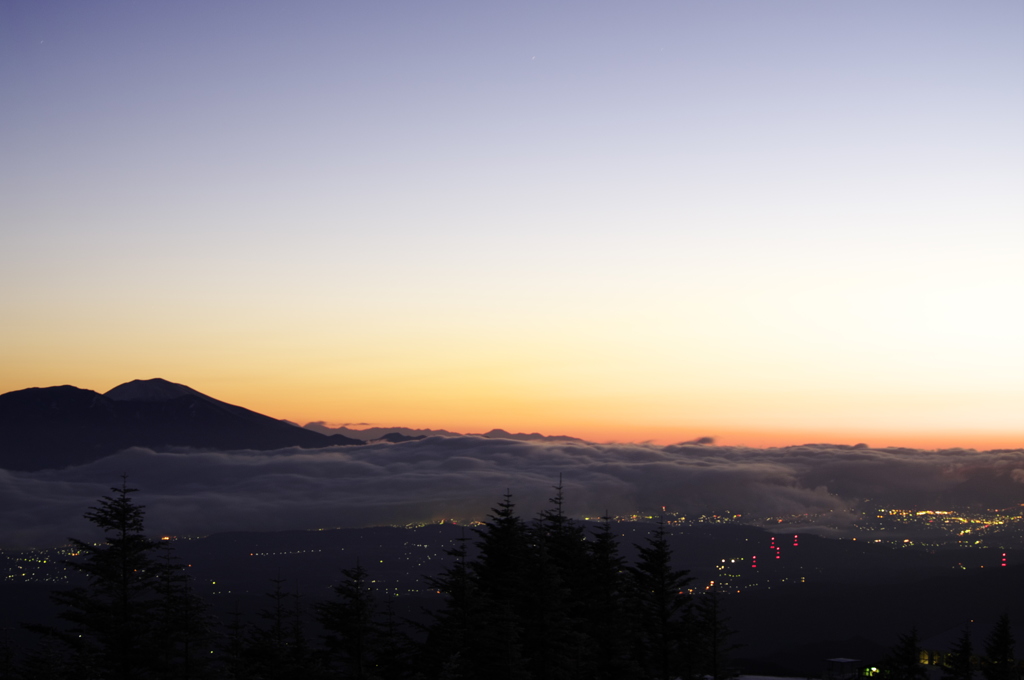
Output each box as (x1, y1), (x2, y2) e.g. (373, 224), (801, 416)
(220, 603), (249, 680)
(412, 487), (749, 679)
(472, 491), (532, 606)
(291, 587), (324, 679)
(373, 594), (416, 680)
(152, 546), (216, 680)
(419, 533), (476, 678)
(317, 563), (378, 680)
(466, 492), (531, 680)
(883, 628), (927, 680)
(534, 478), (591, 602)
(628, 520), (693, 680)
(942, 627), (974, 680)
(525, 480), (590, 680)
(693, 588), (740, 680)
(522, 533), (578, 680)
(32, 478), (169, 680)
(241, 575), (320, 679)
(583, 516), (639, 680)
(246, 576), (298, 679)
(982, 615), (1017, 680)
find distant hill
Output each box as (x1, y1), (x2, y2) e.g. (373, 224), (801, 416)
(0, 379), (363, 471)
(473, 428), (584, 443)
(303, 422), (462, 440)
(304, 422), (585, 443)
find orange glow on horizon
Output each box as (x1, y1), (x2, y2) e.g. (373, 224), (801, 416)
(275, 411), (1021, 451)
(343, 424), (1020, 450)
(1, 372), (1019, 452)
(3, 2), (1022, 473)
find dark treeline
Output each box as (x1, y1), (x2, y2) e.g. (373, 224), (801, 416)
(4, 481), (1019, 680)
(7, 480), (736, 680)
(882, 619), (1020, 680)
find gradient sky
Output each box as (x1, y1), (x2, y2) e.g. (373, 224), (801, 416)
(2, 1), (1022, 448)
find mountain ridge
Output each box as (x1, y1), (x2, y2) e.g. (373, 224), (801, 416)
(0, 379), (363, 472)
(105, 377), (214, 403)
(304, 422), (585, 443)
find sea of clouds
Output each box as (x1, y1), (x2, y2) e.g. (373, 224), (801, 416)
(1, 437), (1022, 548)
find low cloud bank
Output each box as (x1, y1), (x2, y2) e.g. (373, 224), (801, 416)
(1, 437), (1021, 548)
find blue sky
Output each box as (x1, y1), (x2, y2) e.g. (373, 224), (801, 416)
(2, 1), (1022, 446)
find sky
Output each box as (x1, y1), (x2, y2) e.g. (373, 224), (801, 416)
(2, 1), (1022, 448)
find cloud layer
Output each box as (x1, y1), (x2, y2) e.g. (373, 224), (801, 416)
(1, 437), (1022, 548)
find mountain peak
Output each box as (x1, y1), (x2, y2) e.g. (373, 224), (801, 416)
(104, 378), (207, 402)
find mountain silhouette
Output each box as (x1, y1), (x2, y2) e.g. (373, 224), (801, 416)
(474, 428), (584, 443)
(0, 378), (363, 471)
(303, 422), (461, 440)
(304, 422), (584, 443)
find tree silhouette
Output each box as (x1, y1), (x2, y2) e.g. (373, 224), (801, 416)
(628, 520), (693, 680)
(415, 487), (730, 680)
(526, 479), (590, 680)
(471, 491), (532, 605)
(584, 515), (639, 680)
(942, 627), (974, 680)
(317, 563), (378, 679)
(883, 628), (927, 680)
(373, 594), (416, 680)
(221, 603), (249, 680)
(246, 575), (316, 679)
(152, 545), (215, 680)
(35, 477), (169, 680)
(693, 588), (740, 680)
(19, 483), (756, 680)
(465, 491), (531, 680)
(420, 531), (477, 677)
(982, 614), (1017, 680)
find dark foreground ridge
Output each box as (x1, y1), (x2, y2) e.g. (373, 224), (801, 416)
(0, 378), (364, 471)
(7, 482), (1023, 680)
